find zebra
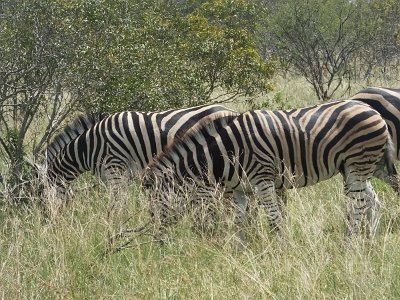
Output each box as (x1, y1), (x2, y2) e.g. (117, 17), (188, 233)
(350, 87), (400, 160)
(38, 104), (239, 203)
(142, 100), (396, 239)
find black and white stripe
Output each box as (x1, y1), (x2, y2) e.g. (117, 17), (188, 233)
(143, 100), (396, 238)
(40, 104), (239, 201)
(351, 87), (400, 159)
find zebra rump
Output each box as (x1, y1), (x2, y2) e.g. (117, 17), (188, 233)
(351, 87), (400, 159)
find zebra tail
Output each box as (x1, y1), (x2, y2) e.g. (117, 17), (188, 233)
(383, 137), (400, 195)
(385, 137), (397, 176)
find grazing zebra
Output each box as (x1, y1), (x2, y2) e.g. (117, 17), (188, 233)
(351, 87), (400, 160)
(142, 100), (396, 239)
(39, 104), (239, 202)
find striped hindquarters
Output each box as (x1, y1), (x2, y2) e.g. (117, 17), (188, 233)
(350, 87), (400, 159)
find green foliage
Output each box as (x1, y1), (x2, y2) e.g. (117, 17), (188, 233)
(251, 90), (286, 110)
(63, 0), (274, 111)
(2, 0), (274, 114)
(179, 1), (273, 103)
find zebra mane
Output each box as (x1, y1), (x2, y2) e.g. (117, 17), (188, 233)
(145, 113), (238, 175)
(45, 112), (109, 161)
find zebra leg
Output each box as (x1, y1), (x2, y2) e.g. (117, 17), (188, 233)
(379, 172), (400, 195)
(364, 181), (380, 238)
(276, 189), (288, 219)
(373, 160), (400, 195)
(191, 186), (222, 237)
(344, 178), (379, 238)
(103, 165), (129, 209)
(233, 190), (249, 242)
(385, 173), (400, 195)
(242, 189), (287, 230)
(39, 179), (71, 223)
(255, 181), (283, 234)
(102, 164), (138, 248)
(151, 177), (191, 242)
(149, 192), (182, 243)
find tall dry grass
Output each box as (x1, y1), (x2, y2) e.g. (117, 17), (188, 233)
(1, 174), (400, 299)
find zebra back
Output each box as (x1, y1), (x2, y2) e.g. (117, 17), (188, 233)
(151, 111), (237, 163)
(42, 105), (239, 194)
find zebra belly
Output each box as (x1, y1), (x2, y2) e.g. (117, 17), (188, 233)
(274, 165), (340, 189)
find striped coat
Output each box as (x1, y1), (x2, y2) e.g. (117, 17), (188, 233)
(351, 87), (400, 159)
(40, 104), (238, 201)
(143, 100), (395, 237)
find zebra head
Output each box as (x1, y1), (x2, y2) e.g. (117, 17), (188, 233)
(141, 163), (196, 229)
(141, 165), (182, 195)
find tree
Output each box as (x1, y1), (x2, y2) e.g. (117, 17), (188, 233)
(68, 0), (274, 111)
(180, 0), (273, 105)
(0, 0), (83, 200)
(358, 0), (400, 81)
(264, 0), (380, 101)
